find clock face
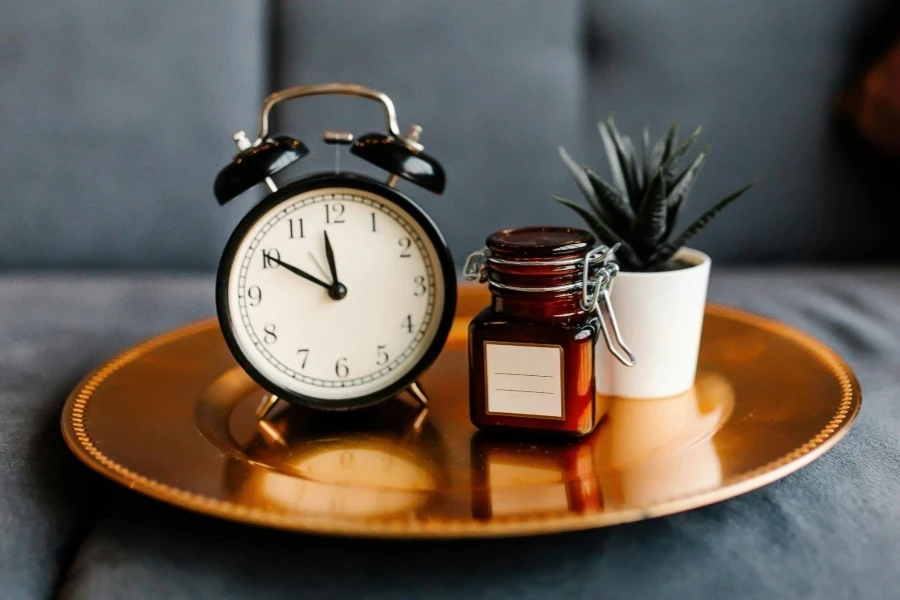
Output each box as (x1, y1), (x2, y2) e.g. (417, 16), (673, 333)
(219, 179), (453, 407)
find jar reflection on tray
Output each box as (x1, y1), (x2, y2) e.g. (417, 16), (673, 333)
(470, 432), (601, 519)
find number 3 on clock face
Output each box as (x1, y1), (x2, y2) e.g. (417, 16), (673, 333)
(216, 175), (457, 410)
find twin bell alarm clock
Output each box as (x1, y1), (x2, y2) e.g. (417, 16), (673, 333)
(213, 83), (456, 412)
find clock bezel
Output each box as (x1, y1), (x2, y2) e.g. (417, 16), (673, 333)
(216, 172), (457, 411)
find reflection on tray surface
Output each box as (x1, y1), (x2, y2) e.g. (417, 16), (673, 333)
(226, 399), (448, 519)
(221, 370), (733, 522)
(471, 371), (734, 518)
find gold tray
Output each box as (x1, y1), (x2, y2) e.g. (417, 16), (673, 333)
(62, 289), (860, 538)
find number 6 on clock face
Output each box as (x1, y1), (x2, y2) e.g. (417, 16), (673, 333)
(216, 175), (457, 410)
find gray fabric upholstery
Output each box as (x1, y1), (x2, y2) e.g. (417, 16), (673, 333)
(269, 0), (584, 270)
(0, 276), (214, 598)
(581, 0), (897, 263)
(0, 2), (265, 269)
(3, 0), (895, 269)
(0, 270), (897, 599)
(270, 0), (896, 266)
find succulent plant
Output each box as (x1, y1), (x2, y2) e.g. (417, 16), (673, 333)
(556, 117), (755, 271)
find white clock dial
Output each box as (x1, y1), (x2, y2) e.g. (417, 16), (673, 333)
(224, 186), (447, 403)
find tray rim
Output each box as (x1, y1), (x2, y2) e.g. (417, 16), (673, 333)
(61, 303), (862, 539)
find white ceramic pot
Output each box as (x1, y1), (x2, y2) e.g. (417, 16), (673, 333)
(597, 248), (711, 399)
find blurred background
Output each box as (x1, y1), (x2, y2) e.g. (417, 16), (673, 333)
(2, 0), (899, 270)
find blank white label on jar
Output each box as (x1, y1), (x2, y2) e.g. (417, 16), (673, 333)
(484, 342), (564, 418)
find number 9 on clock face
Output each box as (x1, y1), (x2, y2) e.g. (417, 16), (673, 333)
(216, 175), (457, 410)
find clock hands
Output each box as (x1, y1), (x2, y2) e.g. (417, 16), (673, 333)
(263, 236), (347, 301)
(323, 232), (347, 300)
(263, 254), (341, 298)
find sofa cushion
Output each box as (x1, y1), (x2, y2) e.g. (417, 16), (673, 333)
(0, 275), (214, 599)
(0, 2), (265, 269)
(0, 270), (897, 598)
(270, 0), (586, 269)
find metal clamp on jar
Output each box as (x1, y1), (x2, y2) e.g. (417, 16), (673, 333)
(463, 226), (634, 436)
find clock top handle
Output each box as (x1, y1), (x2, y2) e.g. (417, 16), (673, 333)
(214, 82), (445, 201)
(258, 82), (446, 195)
(255, 83), (402, 143)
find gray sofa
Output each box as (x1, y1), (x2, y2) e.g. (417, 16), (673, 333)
(3, 2), (899, 599)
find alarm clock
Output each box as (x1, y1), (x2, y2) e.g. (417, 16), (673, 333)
(213, 83), (456, 412)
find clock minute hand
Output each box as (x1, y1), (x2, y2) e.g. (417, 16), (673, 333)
(265, 255), (331, 292)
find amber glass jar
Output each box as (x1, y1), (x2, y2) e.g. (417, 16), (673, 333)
(467, 227), (605, 437)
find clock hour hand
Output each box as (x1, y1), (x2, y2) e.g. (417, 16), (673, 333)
(323, 231), (348, 300)
(264, 254), (335, 295)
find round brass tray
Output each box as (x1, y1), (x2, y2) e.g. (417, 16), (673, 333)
(62, 290), (861, 538)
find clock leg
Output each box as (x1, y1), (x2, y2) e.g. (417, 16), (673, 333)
(411, 405), (429, 433)
(396, 382), (430, 435)
(406, 381), (429, 407)
(255, 393), (287, 446)
(255, 393), (282, 420)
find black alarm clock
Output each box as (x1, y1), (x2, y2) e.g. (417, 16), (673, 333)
(214, 83), (456, 412)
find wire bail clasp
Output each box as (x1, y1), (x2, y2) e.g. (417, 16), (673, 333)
(580, 244), (636, 367)
(463, 248), (489, 283)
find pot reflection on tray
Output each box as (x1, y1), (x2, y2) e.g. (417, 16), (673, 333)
(469, 371), (735, 519)
(595, 371), (735, 510)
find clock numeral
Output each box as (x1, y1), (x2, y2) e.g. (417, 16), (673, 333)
(247, 286), (262, 306)
(413, 275), (427, 297)
(296, 348), (309, 369)
(335, 357), (349, 378)
(376, 344), (389, 366)
(398, 237), (412, 258)
(401, 314), (413, 334)
(288, 218), (304, 239)
(324, 203), (345, 224)
(340, 451), (354, 468)
(262, 249), (281, 269)
(370, 212), (377, 232)
(263, 324), (277, 345)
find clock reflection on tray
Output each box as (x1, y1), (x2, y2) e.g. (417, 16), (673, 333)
(200, 368), (448, 519)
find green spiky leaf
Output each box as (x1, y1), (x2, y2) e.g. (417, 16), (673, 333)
(554, 196), (643, 269)
(650, 181), (756, 265)
(661, 123), (679, 163)
(641, 126), (653, 188)
(585, 167), (634, 231)
(607, 118), (643, 204)
(664, 149), (707, 235)
(597, 121), (629, 198)
(558, 146), (612, 222)
(556, 118), (756, 271)
(633, 172), (668, 250)
(663, 126), (703, 186)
